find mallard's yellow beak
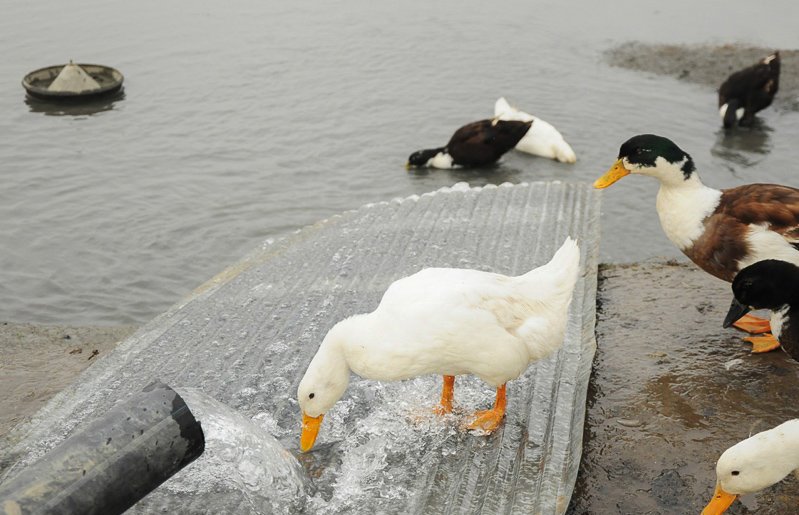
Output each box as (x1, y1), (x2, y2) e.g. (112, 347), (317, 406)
(300, 412), (324, 452)
(701, 483), (738, 515)
(594, 159), (630, 189)
(405, 162), (412, 170)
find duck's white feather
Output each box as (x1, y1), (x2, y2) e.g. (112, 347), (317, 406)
(738, 224), (799, 270)
(494, 97), (577, 163)
(651, 164), (723, 250)
(298, 238), (581, 417)
(428, 152), (456, 169)
(770, 305), (790, 340)
(718, 103), (745, 122)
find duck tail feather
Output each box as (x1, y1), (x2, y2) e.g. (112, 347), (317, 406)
(494, 97), (513, 117)
(524, 237), (581, 292)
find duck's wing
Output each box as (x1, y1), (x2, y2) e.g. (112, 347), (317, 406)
(750, 58), (780, 111)
(746, 61), (779, 91)
(446, 120), (498, 164)
(720, 184), (799, 245)
(378, 268), (557, 333)
(379, 268), (507, 309)
(446, 119), (530, 165)
(684, 185), (799, 280)
(447, 120), (489, 144)
(746, 60), (780, 110)
(491, 120), (532, 148)
(719, 58), (780, 107)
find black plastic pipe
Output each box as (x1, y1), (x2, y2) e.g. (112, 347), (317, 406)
(0, 382), (204, 515)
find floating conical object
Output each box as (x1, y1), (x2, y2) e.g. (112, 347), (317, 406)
(48, 60), (101, 93)
(22, 62), (124, 101)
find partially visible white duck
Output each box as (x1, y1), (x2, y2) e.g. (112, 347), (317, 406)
(297, 237), (581, 452)
(703, 419), (799, 514)
(494, 97), (577, 163)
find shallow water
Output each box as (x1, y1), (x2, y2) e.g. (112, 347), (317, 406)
(1, 0), (798, 326)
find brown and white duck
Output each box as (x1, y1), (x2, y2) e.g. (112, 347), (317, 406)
(595, 134), (799, 352)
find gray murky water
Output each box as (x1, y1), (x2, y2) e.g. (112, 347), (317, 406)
(2, 0), (799, 326)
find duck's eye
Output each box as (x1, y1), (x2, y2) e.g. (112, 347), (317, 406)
(309, 393), (315, 399)
(731, 470), (740, 476)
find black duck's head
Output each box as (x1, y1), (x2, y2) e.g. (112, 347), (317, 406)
(594, 134), (695, 189)
(406, 148), (444, 169)
(724, 260), (799, 327)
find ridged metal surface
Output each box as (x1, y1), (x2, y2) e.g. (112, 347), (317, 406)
(1, 181), (600, 514)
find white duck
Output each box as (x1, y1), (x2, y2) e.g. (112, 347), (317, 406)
(297, 237), (581, 451)
(494, 97), (577, 163)
(703, 419), (799, 514)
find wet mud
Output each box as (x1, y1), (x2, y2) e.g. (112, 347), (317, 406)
(605, 43), (799, 112)
(569, 263), (799, 514)
(0, 323), (136, 454)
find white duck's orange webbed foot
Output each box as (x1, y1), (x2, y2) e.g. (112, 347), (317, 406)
(467, 408), (506, 433)
(731, 313), (771, 334)
(433, 375), (455, 415)
(466, 384), (506, 433)
(743, 334), (781, 353)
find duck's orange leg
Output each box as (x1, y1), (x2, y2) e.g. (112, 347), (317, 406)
(743, 334), (781, 354)
(434, 375), (455, 415)
(731, 313), (771, 334)
(466, 384), (507, 433)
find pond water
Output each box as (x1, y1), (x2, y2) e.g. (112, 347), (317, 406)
(1, 0), (798, 325)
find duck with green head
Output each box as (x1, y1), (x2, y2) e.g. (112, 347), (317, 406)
(595, 134), (799, 352)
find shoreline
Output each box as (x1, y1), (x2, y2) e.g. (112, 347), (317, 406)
(0, 322), (137, 448)
(605, 42), (799, 112)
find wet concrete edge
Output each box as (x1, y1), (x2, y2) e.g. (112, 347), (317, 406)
(569, 262), (799, 514)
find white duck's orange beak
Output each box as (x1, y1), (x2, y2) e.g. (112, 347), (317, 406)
(300, 412), (324, 452)
(594, 159), (630, 189)
(701, 483), (738, 515)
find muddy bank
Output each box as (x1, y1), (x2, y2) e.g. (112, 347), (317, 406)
(605, 42), (799, 112)
(569, 262), (799, 514)
(0, 322), (136, 450)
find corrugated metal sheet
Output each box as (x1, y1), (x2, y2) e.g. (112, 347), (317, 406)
(1, 181), (600, 514)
